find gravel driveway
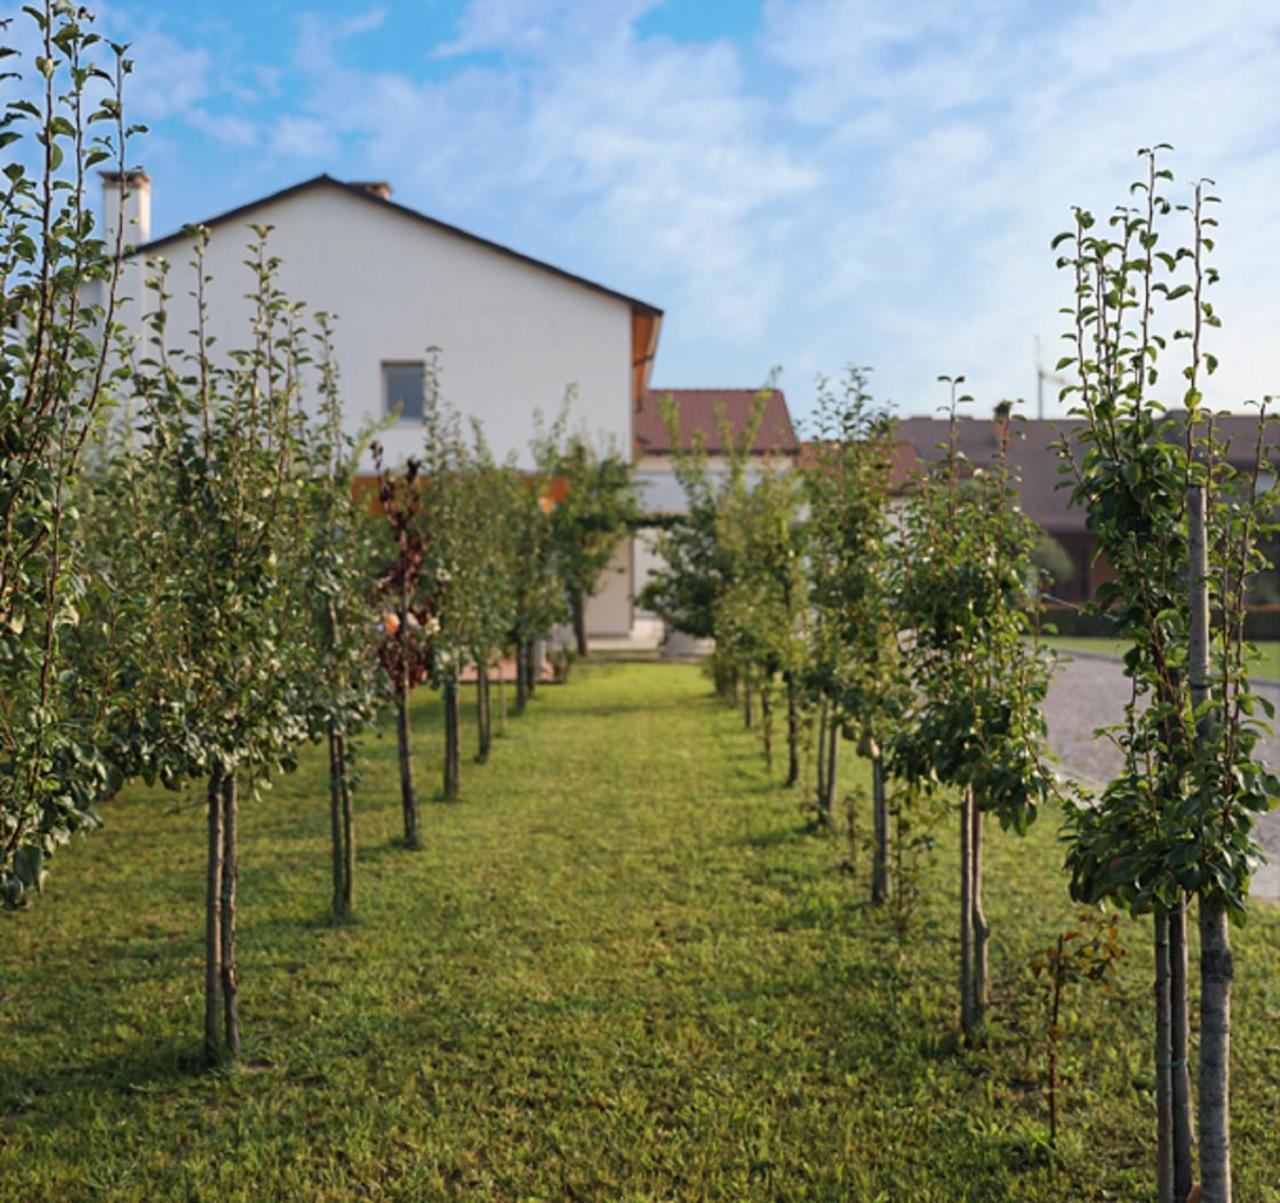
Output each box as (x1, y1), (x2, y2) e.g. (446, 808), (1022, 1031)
(1045, 651), (1280, 900)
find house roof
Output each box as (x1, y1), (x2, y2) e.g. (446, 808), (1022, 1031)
(894, 411), (1280, 532)
(796, 437), (920, 494)
(636, 388), (798, 456)
(128, 174), (663, 319)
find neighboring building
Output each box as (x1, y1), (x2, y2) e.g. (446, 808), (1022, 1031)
(893, 408), (1280, 602)
(629, 387), (800, 638)
(99, 170), (663, 643)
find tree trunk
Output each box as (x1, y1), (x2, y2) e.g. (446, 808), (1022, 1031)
(328, 724), (345, 918)
(959, 787), (975, 1039)
(219, 772), (241, 1059)
(1170, 898), (1195, 1202)
(970, 802), (988, 1028)
(1199, 898), (1233, 1202)
(824, 717), (839, 825)
(204, 767), (225, 1067)
(443, 670), (461, 800)
(1189, 479), (1231, 1202)
(743, 679), (754, 730)
(760, 681), (773, 772)
(572, 589), (589, 658)
(524, 640), (538, 701)
(1155, 909), (1176, 1203)
(515, 641), (529, 714)
(816, 700), (828, 821)
(871, 755), (890, 905)
(497, 659), (507, 735)
(337, 732), (355, 917)
(785, 674), (800, 787)
(396, 589), (420, 849)
(396, 686), (420, 848)
(476, 662), (491, 764)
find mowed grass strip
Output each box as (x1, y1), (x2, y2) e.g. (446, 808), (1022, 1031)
(1, 663), (1278, 1201)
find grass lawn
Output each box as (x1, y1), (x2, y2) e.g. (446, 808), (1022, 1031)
(1050, 635), (1280, 680)
(2, 663), (1278, 1201)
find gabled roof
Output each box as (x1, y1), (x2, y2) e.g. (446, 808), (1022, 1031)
(128, 173), (663, 318)
(636, 388), (798, 456)
(796, 437), (920, 494)
(894, 411), (1280, 532)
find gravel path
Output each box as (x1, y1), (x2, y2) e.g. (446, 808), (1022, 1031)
(1044, 651), (1280, 900)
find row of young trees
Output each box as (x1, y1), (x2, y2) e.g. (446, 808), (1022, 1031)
(0, 1), (637, 1067)
(642, 151), (1273, 1203)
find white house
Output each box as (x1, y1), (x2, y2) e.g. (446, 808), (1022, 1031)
(101, 171), (662, 643)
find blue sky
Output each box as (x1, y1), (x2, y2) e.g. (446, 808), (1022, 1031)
(70, 1), (1280, 426)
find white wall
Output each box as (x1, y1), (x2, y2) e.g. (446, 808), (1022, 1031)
(122, 183), (635, 472)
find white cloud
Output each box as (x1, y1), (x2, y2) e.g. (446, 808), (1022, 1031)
(755, 0), (1280, 418)
(270, 114), (338, 159)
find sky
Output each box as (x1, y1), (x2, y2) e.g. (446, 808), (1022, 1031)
(50, 0), (1280, 428)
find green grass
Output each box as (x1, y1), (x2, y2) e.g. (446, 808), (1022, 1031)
(2, 663), (1279, 1200)
(1050, 635), (1280, 680)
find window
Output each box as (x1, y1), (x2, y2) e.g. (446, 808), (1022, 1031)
(383, 361), (424, 422)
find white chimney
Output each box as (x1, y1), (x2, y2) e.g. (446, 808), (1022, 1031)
(100, 169), (151, 253)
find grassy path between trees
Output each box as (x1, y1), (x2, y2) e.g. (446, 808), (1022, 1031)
(1, 663), (1278, 1200)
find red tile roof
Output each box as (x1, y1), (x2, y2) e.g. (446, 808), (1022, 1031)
(636, 388), (798, 456)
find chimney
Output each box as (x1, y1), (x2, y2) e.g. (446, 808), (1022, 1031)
(100, 169), (151, 253)
(993, 399), (1013, 450)
(349, 180), (392, 201)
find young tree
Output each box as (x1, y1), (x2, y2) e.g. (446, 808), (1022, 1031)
(0, 3), (133, 906)
(636, 400), (726, 645)
(804, 367), (908, 889)
(534, 410), (638, 658)
(505, 464), (563, 714)
(416, 374), (472, 802)
(715, 450), (807, 775)
(893, 381), (1055, 1041)
(103, 227), (320, 1064)
(373, 445), (435, 848)
(300, 313), (384, 918)
(1054, 147), (1276, 1203)
(464, 430), (517, 764)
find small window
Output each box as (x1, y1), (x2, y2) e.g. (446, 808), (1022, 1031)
(383, 361), (424, 422)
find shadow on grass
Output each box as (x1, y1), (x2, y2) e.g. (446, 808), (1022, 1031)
(735, 823), (814, 849)
(0, 1036), (209, 1118)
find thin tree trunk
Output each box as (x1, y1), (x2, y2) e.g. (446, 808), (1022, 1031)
(1155, 909), (1176, 1203)
(219, 772), (241, 1059)
(572, 589), (589, 658)
(824, 716), (839, 825)
(476, 662), (491, 764)
(760, 681), (773, 772)
(1190, 477), (1231, 1202)
(338, 732), (355, 917)
(743, 679), (754, 730)
(515, 641), (529, 714)
(525, 640), (538, 700)
(396, 589), (420, 849)
(959, 787), (975, 1039)
(497, 659), (507, 735)
(328, 723), (344, 918)
(396, 687), (419, 848)
(871, 755), (890, 905)
(443, 670), (461, 800)
(1199, 899), (1233, 1203)
(204, 767), (225, 1067)
(1170, 898), (1195, 1202)
(785, 674), (800, 787)
(816, 699), (828, 820)
(970, 802), (988, 1028)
